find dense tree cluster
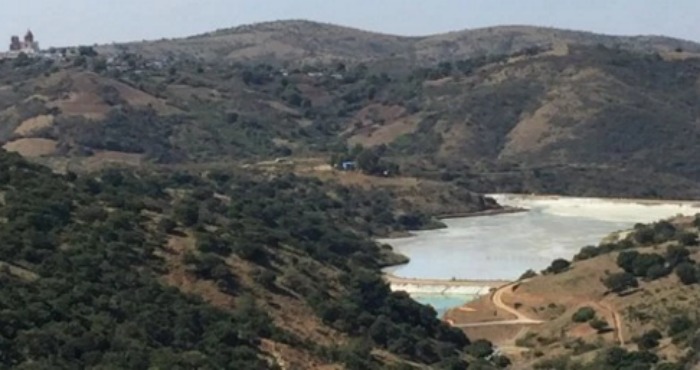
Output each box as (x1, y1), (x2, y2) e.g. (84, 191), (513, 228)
(0, 152), (272, 369)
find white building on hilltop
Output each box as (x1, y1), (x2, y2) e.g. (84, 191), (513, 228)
(1, 30), (40, 59)
(10, 30), (40, 53)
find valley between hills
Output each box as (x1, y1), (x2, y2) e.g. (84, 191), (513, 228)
(2, 20), (700, 369)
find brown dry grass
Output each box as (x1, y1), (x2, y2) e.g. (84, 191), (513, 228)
(47, 72), (176, 120)
(348, 116), (419, 147)
(13, 115), (54, 136)
(2, 138), (57, 157)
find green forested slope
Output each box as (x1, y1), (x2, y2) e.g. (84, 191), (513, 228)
(0, 150), (503, 369)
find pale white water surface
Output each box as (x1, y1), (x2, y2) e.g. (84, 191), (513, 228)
(382, 194), (700, 281)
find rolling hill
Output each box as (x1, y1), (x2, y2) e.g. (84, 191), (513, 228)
(96, 20), (700, 66)
(7, 23), (700, 199)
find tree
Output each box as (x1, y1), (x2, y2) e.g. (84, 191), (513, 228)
(546, 259), (570, 274)
(602, 272), (638, 294)
(674, 262), (698, 285)
(676, 231), (698, 246)
(617, 251), (665, 277)
(637, 329), (662, 350)
(368, 315), (395, 346)
(669, 315), (693, 336)
(574, 245), (599, 261)
(634, 227), (656, 245)
(665, 245), (690, 267)
(572, 307), (596, 323)
(653, 221), (677, 243)
(13, 52), (31, 67)
(617, 251), (640, 273)
(467, 339), (494, 359)
(78, 46), (98, 57)
(519, 269), (537, 280)
(356, 149), (381, 174)
(645, 264), (668, 280)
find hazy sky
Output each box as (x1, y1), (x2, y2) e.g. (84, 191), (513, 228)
(3, 0), (698, 47)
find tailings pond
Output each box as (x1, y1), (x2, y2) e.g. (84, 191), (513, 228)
(381, 194), (700, 316)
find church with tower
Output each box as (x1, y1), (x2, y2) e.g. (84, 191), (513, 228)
(9, 30), (40, 54)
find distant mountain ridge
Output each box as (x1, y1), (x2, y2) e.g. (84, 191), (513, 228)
(96, 20), (700, 65)
(7, 21), (700, 199)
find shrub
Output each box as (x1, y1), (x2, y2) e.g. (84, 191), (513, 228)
(519, 269), (537, 280)
(572, 307), (596, 323)
(674, 262), (698, 285)
(617, 250), (640, 272)
(196, 233), (232, 256)
(634, 226), (656, 245)
(653, 221), (677, 243)
(253, 268), (277, 288)
(665, 245), (690, 267)
(676, 231), (698, 246)
(174, 202), (199, 227)
(617, 251), (665, 278)
(574, 245), (599, 261)
(668, 315), (693, 336)
(637, 329), (662, 350)
(467, 339), (494, 359)
(602, 272), (638, 294)
(493, 355), (511, 368)
(645, 264), (668, 280)
(590, 318), (610, 332)
(158, 217), (177, 234)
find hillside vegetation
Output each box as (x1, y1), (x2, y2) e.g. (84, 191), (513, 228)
(0, 149), (511, 369)
(96, 21), (700, 66)
(4, 24), (700, 198)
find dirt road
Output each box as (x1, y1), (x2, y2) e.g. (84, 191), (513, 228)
(492, 282), (539, 322)
(451, 281), (544, 327)
(599, 302), (625, 345)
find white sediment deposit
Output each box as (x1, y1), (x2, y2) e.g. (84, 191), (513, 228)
(388, 283), (493, 295)
(490, 194), (700, 223)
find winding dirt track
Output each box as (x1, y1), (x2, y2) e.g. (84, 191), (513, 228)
(453, 282), (544, 328)
(599, 302), (625, 345)
(452, 282), (626, 347)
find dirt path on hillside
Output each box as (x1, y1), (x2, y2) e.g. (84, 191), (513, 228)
(492, 282), (544, 324)
(452, 282), (545, 327)
(599, 302), (625, 345)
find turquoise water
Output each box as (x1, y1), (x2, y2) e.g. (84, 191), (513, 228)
(411, 293), (478, 318)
